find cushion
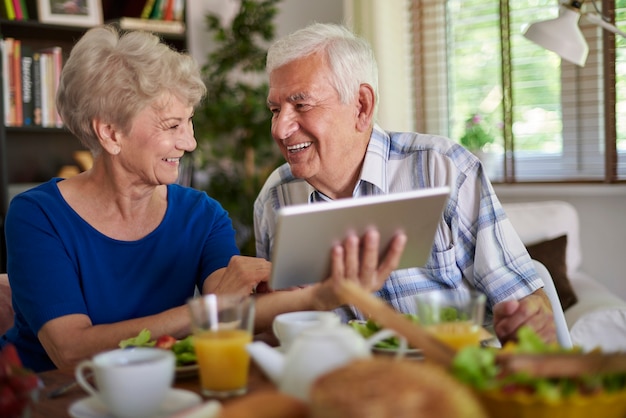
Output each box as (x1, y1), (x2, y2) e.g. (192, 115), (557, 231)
(526, 235), (578, 311)
(502, 201), (582, 275)
(569, 309), (626, 352)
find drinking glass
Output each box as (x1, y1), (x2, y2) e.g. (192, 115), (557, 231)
(187, 294), (255, 398)
(414, 290), (486, 349)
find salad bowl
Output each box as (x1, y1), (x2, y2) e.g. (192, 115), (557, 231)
(477, 386), (626, 418)
(452, 328), (626, 418)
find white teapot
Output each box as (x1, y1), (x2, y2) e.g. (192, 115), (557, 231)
(246, 316), (403, 401)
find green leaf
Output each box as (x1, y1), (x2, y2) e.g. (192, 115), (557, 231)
(440, 306), (460, 321)
(365, 318), (381, 332)
(118, 329), (155, 348)
(516, 325), (550, 353)
(172, 336), (194, 354)
(451, 346), (499, 390)
(176, 351), (197, 366)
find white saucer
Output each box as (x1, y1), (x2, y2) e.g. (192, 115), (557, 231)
(68, 388), (202, 418)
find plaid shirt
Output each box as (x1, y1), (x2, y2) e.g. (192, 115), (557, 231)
(254, 124), (541, 322)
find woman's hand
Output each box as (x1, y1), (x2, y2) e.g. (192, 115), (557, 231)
(204, 255), (271, 296)
(311, 229), (407, 310)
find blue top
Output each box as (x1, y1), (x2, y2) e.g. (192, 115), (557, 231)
(2, 178), (239, 371)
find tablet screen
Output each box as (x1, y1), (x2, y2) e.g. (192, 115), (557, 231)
(269, 186), (450, 290)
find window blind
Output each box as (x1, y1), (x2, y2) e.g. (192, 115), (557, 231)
(411, 0), (623, 183)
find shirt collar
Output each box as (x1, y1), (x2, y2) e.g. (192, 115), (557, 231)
(356, 124), (389, 195)
(307, 124), (389, 201)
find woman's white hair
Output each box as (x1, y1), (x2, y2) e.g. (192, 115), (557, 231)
(56, 25), (206, 155)
(266, 22), (378, 109)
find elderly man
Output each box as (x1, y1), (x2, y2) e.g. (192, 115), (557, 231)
(254, 22), (556, 344)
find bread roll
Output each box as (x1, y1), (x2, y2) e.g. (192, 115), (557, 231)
(220, 390), (309, 418)
(310, 358), (487, 418)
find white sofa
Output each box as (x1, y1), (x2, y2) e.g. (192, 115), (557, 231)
(502, 200), (626, 352)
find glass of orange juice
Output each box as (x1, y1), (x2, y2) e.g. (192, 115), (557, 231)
(414, 290), (486, 350)
(187, 294), (255, 398)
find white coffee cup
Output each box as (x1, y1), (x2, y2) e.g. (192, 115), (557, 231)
(272, 311), (340, 350)
(75, 347), (175, 418)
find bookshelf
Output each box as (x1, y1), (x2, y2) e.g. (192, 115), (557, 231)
(0, 2), (188, 271)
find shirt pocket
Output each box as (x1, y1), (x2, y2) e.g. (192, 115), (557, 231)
(422, 245), (462, 289)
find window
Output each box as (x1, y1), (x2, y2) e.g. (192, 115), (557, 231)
(411, 0), (624, 183)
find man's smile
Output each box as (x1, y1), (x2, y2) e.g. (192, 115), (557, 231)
(286, 142), (312, 153)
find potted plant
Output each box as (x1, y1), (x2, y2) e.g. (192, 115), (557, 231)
(459, 113), (501, 179)
(193, 0), (284, 255)
(459, 113), (495, 152)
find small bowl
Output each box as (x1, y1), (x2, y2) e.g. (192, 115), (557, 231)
(176, 363), (199, 379)
(477, 387), (626, 418)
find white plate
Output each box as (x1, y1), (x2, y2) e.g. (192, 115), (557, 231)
(372, 346), (423, 359)
(68, 388), (202, 418)
(349, 320), (419, 352)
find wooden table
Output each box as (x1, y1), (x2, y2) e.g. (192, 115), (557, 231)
(32, 362), (275, 418)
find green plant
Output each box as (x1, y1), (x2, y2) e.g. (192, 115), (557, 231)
(459, 113), (496, 151)
(193, 0), (284, 255)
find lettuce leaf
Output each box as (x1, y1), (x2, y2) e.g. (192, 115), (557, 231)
(452, 345), (499, 390)
(119, 329), (156, 348)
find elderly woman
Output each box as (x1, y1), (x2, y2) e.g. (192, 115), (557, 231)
(1, 25), (406, 372)
(0, 26), (274, 372)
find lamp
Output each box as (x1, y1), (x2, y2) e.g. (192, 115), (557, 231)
(523, 0), (626, 67)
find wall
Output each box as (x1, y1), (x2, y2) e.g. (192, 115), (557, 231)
(186, 0), (344, 68)
(186, 0), (413, 130)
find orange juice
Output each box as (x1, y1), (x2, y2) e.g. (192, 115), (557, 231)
(193, 329), (252, 394)
(427, 321), (481, 349)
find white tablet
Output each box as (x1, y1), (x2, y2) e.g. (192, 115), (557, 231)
(269, 186), (450, 290)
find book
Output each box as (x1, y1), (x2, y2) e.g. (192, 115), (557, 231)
(11, 38), (21, 126)
(173, 0), (184, 22)
(31, 51), (41, 126)
(149, 0), (164, 20)
(51, 47), (62, 127)
(18, 0), (26, 19)
(140, 0), (157, 19)
(39, 51), (51, 127)
(11, 0), (21, 20)
(3, 38), (16, 126)
(1, 39), (11, 126)
(40, 46), (62, 127)
(1, 0), (15, 20)
(162, 0), (174, 21)
(115, 17), (185, 35)
(20, 45), (33, 126)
